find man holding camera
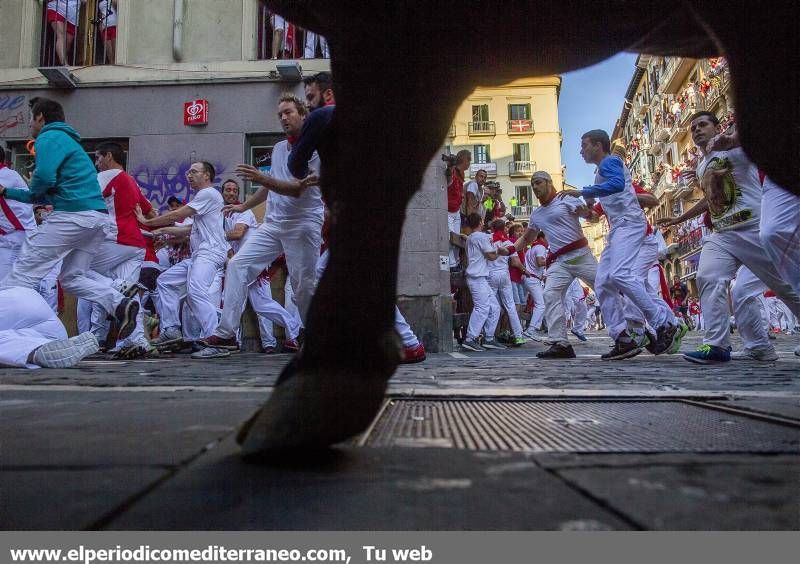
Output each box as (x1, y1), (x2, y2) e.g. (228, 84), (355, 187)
(446, 150), (471, 269)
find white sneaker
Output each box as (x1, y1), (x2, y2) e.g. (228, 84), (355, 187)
(150, 327), (183, 349)
(731, 348), (779, 361)
(526, 329), (546, 342)
(32, 332), (100, 368)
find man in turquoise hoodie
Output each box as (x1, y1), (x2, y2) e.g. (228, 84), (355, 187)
(0, 97), (138, 341)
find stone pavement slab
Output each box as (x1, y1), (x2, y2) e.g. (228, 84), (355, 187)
(2, 468), (167, 530)
(106, 440), (632, 531)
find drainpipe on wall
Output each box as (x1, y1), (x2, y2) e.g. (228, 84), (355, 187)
(173, 0), (185, 62)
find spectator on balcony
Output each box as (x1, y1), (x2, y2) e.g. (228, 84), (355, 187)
(97, 0), (117, 64)
(464, 169), (488, 217)
(46, 0), (85, 66)
(520, 194), (528, 207)
(303, 30), (330, 59)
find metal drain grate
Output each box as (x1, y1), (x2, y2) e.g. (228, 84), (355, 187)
(363, 400), (800, 453)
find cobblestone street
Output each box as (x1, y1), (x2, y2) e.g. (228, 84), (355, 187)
(2, 330), (799, 530)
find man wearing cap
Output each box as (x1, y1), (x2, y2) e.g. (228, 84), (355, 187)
(513, 171), (597, 358)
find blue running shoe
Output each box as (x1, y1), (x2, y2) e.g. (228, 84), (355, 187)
(683, 344), (730, 364)
(570, 329), (588, 342)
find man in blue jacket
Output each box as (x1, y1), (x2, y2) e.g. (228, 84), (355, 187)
(0, 97), (138, 340)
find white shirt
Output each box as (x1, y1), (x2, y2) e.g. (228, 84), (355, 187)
(0, 166), (36, 245)
(528, 196), (589, 263)
(696, 147), (761, 232)
(224, 209), (258, 254)
(488, 237), (511, 273)
(98, 0), (117, 28)
(47, 0), (80, 24)
(464, 181), (484, 214)
(593, 156), (646, 226)
(525, 243), (547, 278)
(186, 187), (228, 262)
(265, 140), (323, 225)
(466, 231), (494, 278)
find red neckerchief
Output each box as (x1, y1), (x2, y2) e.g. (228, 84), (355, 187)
(0, 163), (7, 170)
(287, 135), (299, 146)
(532, 237), (548, 249)
(538, 190), (556, 206)
(324, 100), (336, 107)
(491, 230), (507, 243)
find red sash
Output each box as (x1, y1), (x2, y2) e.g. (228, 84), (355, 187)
(546, 237), (588, 268)
(0, 198), (25, 235)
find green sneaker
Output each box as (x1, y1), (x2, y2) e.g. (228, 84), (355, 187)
(510, 336), (526, 347)
(667, 320), (688, 354)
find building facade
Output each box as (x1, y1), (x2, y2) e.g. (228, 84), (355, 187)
(0, 0), (453, 351)
(611, 54), (734, 295)
(446, 76), (564, 220)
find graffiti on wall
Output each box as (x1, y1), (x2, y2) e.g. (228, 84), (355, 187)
(0, 94), (28, 137)
(132, 160), (226, 210)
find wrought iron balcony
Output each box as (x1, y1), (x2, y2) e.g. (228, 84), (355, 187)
(468, 121), (496, 136)
(508, 160), (536, 177)
(506, 119), (534, 135)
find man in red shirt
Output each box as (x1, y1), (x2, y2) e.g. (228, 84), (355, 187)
(446, 150), (470, 269)
(83, 141), (157, 357)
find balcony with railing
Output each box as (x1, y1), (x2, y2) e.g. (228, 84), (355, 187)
(508, 160), (536, 177)
(675, 225), (711, 259)
(506, 119), (535, 135)
(509, 205), (533, 218)
(653, 172), (676, 198)
(447, 124), (456, 138)
(468, 121), (496, 136)
(658, 57), (695, 94)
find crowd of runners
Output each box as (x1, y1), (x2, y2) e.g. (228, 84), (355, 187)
(0, 70), (798, 369)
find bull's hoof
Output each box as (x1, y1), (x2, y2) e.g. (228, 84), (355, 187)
(237, 356), (392, 457)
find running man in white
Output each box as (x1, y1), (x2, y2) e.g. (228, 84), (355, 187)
(0, 147), (37, 273)
(522, 230), (547, 341)
(136, 161), (228, 348)
(487, 218), (527, 347)
(192, 179), (301, 358)
(0, 286), (98, 369)
(0, 97), (138, 340)
(561, 129), (678, 360)
(461, 213), (512, 352)
(198, 94), (321, 354)
(587, 181), (685, 354)
(513, 171), (596, 359)
(657, 113), (800, 363)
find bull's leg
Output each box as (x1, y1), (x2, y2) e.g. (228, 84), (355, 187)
(238, 42), (472, 456)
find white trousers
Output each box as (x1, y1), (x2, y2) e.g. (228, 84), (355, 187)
(543, 252), (597, 345)
(247, 278), (300, 342)
(572, 299), (588, 333)
(609, 234), (676, 340)
(522, 276), (545, 330)
(489, 270), (524, 337)
(82, 242), (146, 346)
(447, 211), (461, 268)
(466, 276), (501, 340)
(597, 222), (668, 340)
(217, 221), (320, 339)
(731, 266), (774, 350)
(394, 307), (419, 347)
(699, 226), (800, 348)
(0, 211), (123, 315)
(760, 180), (800, 295)
(0, 287), (67, 368)
(157, 255), (224, 339)
(283, 279), (304, 329)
